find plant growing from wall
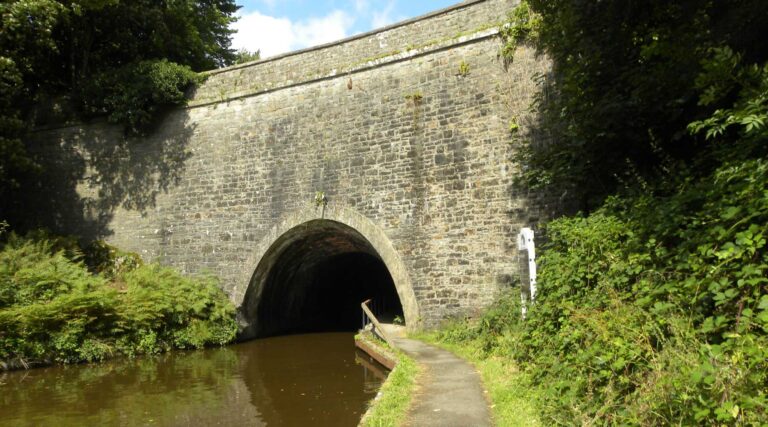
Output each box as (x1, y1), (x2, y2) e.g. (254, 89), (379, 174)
(509, 117), (520, 134)
(404, 91), (424, 130)
(314, 191), (328, 207)
(404, 91), (423, 104)
(458, 60), (471, 77)
(498, 1), (541, 63)
(506, 117), (522, 145)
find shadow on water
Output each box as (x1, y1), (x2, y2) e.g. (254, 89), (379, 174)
(0, 332), (385, 427)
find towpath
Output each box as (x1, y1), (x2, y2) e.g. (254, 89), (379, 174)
(390, 335), (492, 427)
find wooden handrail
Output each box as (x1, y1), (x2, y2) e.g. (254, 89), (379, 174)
(361, 299), (395, 348)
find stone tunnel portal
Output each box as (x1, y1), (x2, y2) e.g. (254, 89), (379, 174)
(239, 220), (405, 340)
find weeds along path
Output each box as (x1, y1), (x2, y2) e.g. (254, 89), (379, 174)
(393, 337), (492, 427)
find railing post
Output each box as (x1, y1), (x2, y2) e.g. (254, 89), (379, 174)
(360, 299), (395, 348)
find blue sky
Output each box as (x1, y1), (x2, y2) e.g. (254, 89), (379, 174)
(231, 0), (459, 58)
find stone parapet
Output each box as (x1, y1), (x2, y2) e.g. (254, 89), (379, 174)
(190, 0), (517, 106)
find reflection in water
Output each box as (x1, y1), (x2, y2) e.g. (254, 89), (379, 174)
(0, 333), (385, 427)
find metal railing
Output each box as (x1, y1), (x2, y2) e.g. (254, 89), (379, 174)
(360, 299), (395, 347)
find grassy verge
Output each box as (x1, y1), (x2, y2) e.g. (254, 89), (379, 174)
(358, 334), (421, 427)
(414, 331), (541, 427)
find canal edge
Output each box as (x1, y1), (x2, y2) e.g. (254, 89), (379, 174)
(356, 332), (422, 426)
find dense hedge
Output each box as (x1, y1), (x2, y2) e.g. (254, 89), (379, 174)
(0, 233), (237, 367)
(434, 156), (768, 424)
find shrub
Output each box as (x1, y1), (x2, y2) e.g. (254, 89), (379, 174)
(80, 59), (203, 135)
(516, 158), (768, 424)
(83, 240), (143, 280)
(0, 233), (237, 366)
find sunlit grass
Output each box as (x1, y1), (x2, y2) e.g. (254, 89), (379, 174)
(358, 336), (420, 427)
(413, 333), (541, 427)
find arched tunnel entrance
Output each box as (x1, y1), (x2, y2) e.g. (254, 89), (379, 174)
(239, 220), (405, 340)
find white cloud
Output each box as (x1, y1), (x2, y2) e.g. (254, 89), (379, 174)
(231, 10), (355, 59)
(231, 12), (293, 58)
(371, 1), (397, 28)
(294, 11), (354, 48)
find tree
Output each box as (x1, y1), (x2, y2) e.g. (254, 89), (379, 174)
(0, 0), (240, 220)
(234, 49), (261, 65)
(519, 0), (768, 209)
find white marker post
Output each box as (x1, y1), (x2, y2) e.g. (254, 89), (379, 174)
(517, 227), (537, 318)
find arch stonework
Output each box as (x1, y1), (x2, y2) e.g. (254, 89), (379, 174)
(233, 204), (420, 332)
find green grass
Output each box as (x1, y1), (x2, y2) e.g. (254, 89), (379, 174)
(359, 336), (420, 427)
(414, 332), (541, 427)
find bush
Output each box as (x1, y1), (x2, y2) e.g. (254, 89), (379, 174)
(118, 264), (238, 353)
(518, 158), (767, 424)
(80, 59), (203, 135)
(82, 240), (143, 280)
(0, 233), (237, 366)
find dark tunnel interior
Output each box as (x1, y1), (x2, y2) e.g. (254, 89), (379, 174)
(241, 220), (404, 339)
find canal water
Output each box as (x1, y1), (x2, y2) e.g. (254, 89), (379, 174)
(0, 332), (387, 426)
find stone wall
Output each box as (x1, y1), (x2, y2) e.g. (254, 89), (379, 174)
(27, 0), (555, 328)
(192, 0), (516, 106)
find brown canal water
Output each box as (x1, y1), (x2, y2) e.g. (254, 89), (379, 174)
(0, 332), (388, 427)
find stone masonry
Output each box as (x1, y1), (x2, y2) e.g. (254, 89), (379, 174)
(27, 0), (554, 329)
